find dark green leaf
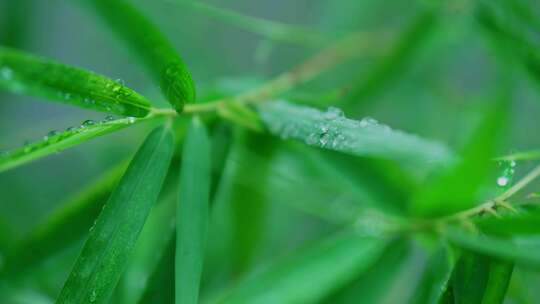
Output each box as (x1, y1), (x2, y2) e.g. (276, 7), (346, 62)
(476, 211), (540, 237)
(452, 251), (491, 304)
(410, 243), (456, 304)
(176, 116), (211, 304)
(482, 259), (513, 304)
(0, 47), (151, 116)
(215, 230), (387, 304)
(56, 125), (174, 304)
(85, 0), (196, 111)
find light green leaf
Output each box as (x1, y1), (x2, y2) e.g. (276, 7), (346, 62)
(176, 116), (211, 304)
(215, 230), (387, 304)
(170, 0), (334, 47)
(0, 116), (148, 173)
(495, 149), (540, 162)
(56, 125), (174, 304)
(258, 100), (454, 168)
(410, 243), (456, 304)
(217, 102), (264, 132)
(85, 0), (196, 111)
(446, 228), (540, 267)
(1, 161), (127, 276)
(0, 46), (151, 116)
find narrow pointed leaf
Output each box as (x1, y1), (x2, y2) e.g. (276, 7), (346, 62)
(216, 231), (387, 304)
(446, 228), (540, 267)
(410, 243), (456, 304)
(85, 0), (196, 111)
(410, 98), (508, 217)
(56, 125), (174, 304)
(0, 47), (151, 116)
(0, 116), (147, 173)
(176, 116), (211, 304)
(258, 100), (453, 168)
(452, 251), (491, 304)
(482, 259), (513, 304)
(475, 211), (540, 236)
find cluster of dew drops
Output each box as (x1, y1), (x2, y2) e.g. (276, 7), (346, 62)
(276, 105), (390, 150)
(496, 159), (517, 188)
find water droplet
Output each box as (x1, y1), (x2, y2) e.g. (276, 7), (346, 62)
(89, 290), (97, 303)
(48, 130), (59, 137)
(115, 78), (125, 86)
(81, 120), (95, 128)
(497, 176), (509, 187)
(306, 133), (319, 145)
(126, 117), (136, 124)
(324, 107), (344, 120)
(66, 126), (77, 133)
(103, 115), (115, 122)
(0, 67), (13, 79)
(23, 141), (32, 153)
(359, 117), (378, 128)
(319, 133), (331, 147)
(496, 160), (517, 188)
(319, 123), (329, 133)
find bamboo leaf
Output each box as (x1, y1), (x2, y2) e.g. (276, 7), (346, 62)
(85, 0), (196, 111)
(1, 161), (127, 276)
(482, 259), (513, 304)
(452, 251), (491, 304)
(0, 116), (149, 173)
(410, 97), (508, 217)
(410, 243), (456, 304)
(0, 47), (151, 116)
(258, 100), (454, 168)
(171, 0), (334, 47)
(56, 125), (174, 304)
(475, 211), (540, 237)
(176, 116), (211, 304)
(446, 228), (540, 267)
(215, 231), (387, 304)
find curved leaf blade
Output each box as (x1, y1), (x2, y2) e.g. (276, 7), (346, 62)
(482, 259), (513, 304)
(0, 47), (151, 117)
(85, 0), (196, 111)
(176, 116), (211, 304)
(0, 116), (146, 173)
(56, 125), (174, 304)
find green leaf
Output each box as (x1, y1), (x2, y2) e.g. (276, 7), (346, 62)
(495, 149), (540, 162)
(217, 102), (264, 132)
(172, 0), (333, 47)
(228, 131), (275, 276)
(326, 239), (411, 304)
(85, 0), (196, 111)
(482, 259), (513, 304)
(1, 161), (127, 276)
(258, 100), (454, 168)
(452, 251), (491, 304)
(446, 228), (540, 267)
(0, 116), (148, 173)
(475, 211), (540, 237)
(56, 125), (174, 304)
(215, 230), (387, 304)
(0, 46), (151, 116)
(138, 239), (175, 304)
(115, 190), (176, 304)
(176, 116), (211, 304)
(410, 243), (456, 304)
(410, 98), (508, 217)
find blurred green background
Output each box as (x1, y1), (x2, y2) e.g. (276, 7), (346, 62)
(2, 0), (540, 303)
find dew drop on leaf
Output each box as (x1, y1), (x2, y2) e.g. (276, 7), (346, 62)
(0, 66), (13, 79)
(81, 120), (95, 128)
(496, 160), (516, 188)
